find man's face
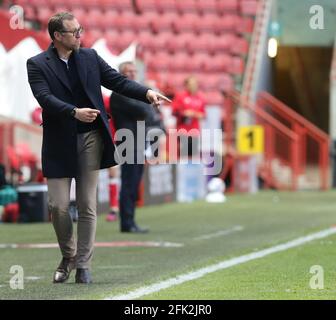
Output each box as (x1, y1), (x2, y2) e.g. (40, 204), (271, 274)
(121, 64), (137, 80)
(186, 77), (198, 94)
(56, 18), (82, 51)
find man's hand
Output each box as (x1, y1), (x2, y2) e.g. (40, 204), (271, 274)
(74, 108), (100, 123)
(146, 89), (172, 108)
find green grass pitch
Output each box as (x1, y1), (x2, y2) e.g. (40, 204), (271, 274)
(0, 190), (336, 300)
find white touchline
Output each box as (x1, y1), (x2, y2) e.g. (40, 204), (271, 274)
(104, 227), (336, 300)
(193, 225), (244, 241)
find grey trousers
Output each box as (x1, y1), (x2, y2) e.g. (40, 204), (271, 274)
(47, 130), (103, 269)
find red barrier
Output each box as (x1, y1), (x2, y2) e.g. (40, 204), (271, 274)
(0, 118), (42, 184)
(220, 90), (329, 191)
(257, 92), (330, 190)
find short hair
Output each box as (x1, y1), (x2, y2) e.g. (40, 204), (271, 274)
(48, 12), (75, 40)
(184, 75), (197, 86)
(118, 61), (135, 73)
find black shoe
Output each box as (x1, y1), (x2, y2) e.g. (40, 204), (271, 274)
(121, 225), (149, 233)
(75, 268), (92, 284)
(53, 257), (76, 283)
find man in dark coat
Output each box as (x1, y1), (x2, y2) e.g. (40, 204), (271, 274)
(26, 12), (170, 284)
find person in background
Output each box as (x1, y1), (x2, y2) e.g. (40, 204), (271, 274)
(110, 61), (156, 233)
(171, 76), (206, 158)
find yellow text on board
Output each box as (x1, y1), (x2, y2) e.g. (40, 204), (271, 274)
(237, 125), (264, 155)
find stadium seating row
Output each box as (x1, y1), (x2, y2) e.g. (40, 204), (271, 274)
(150, 71), (234, 91)
(143, 51), (245, 75)
(83, 29), (249, 55)
(13, 0), (258, 16)
(30, 7), (255, 35)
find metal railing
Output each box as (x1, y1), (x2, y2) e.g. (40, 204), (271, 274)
(221, 90), (330, 191)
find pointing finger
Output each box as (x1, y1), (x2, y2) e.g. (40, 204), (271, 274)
(158, 93), (172, 103)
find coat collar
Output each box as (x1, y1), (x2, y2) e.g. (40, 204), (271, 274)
(45, 43), (87, 92)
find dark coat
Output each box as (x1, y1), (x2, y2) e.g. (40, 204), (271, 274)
(27, 44), (149, 178)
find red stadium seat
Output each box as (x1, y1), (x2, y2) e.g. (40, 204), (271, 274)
(196, 0), (217, 15)
(136, 0), (157, 13)
(197, 33), (220, 55)
(175, 0), (197, 14)
(88, 7), (104, 16)
(199, 74), (221, 91)
(156, 0), (177, 14)
(194, 13), (217, 34)
(71, 8), (87, 22)
(23, 5), (36, 21)
(172, 12), (198, 33)
(84, 8), (104, 29)
(168, 52), (190, 72)
(97, 0), (132, 13)
(236, 16), (255, 34)
(111, 12), (137, 32)
(95, 9), (118, 30)
(104, 29), (120, 50)
(29, 0), (51, 7)
(230, 36), (250, 55)
(166, 72), (188, 91)
(186, 52), (210, 72)
(240, 0), (259, 16)
(131, 12), (157, 31)
(165, 31), (194, 54)
(228, 56), (245, 75)
(82, 28), (103, 47)
(214, 14), (239, 33)
(114, 30), (137, 52)
(147, 31), (173, 52)
(219, 74), (235, 92)
(12, 0), (29, 6)
(204, 54), (232, 73)
(36, 7), (52, 27)
(186, 33), (215, 54)
(137, 30), (154, 51)
(212, 33), (236, 53)
(103, 8), (119, 18)
(145, 51), (171, 72)
(68, 0), (84, 10)
(203, 91), (223, 105)
(151, 12), (178, 33)
(53, 5), (70, 13)
(217, 0), (239, 14)
(200, 73), (234, 92)
(80, 0), (100, 10)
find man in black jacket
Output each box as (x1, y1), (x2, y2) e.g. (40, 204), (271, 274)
(110, 61), (164, 233)
(27, 12), (170, 284)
